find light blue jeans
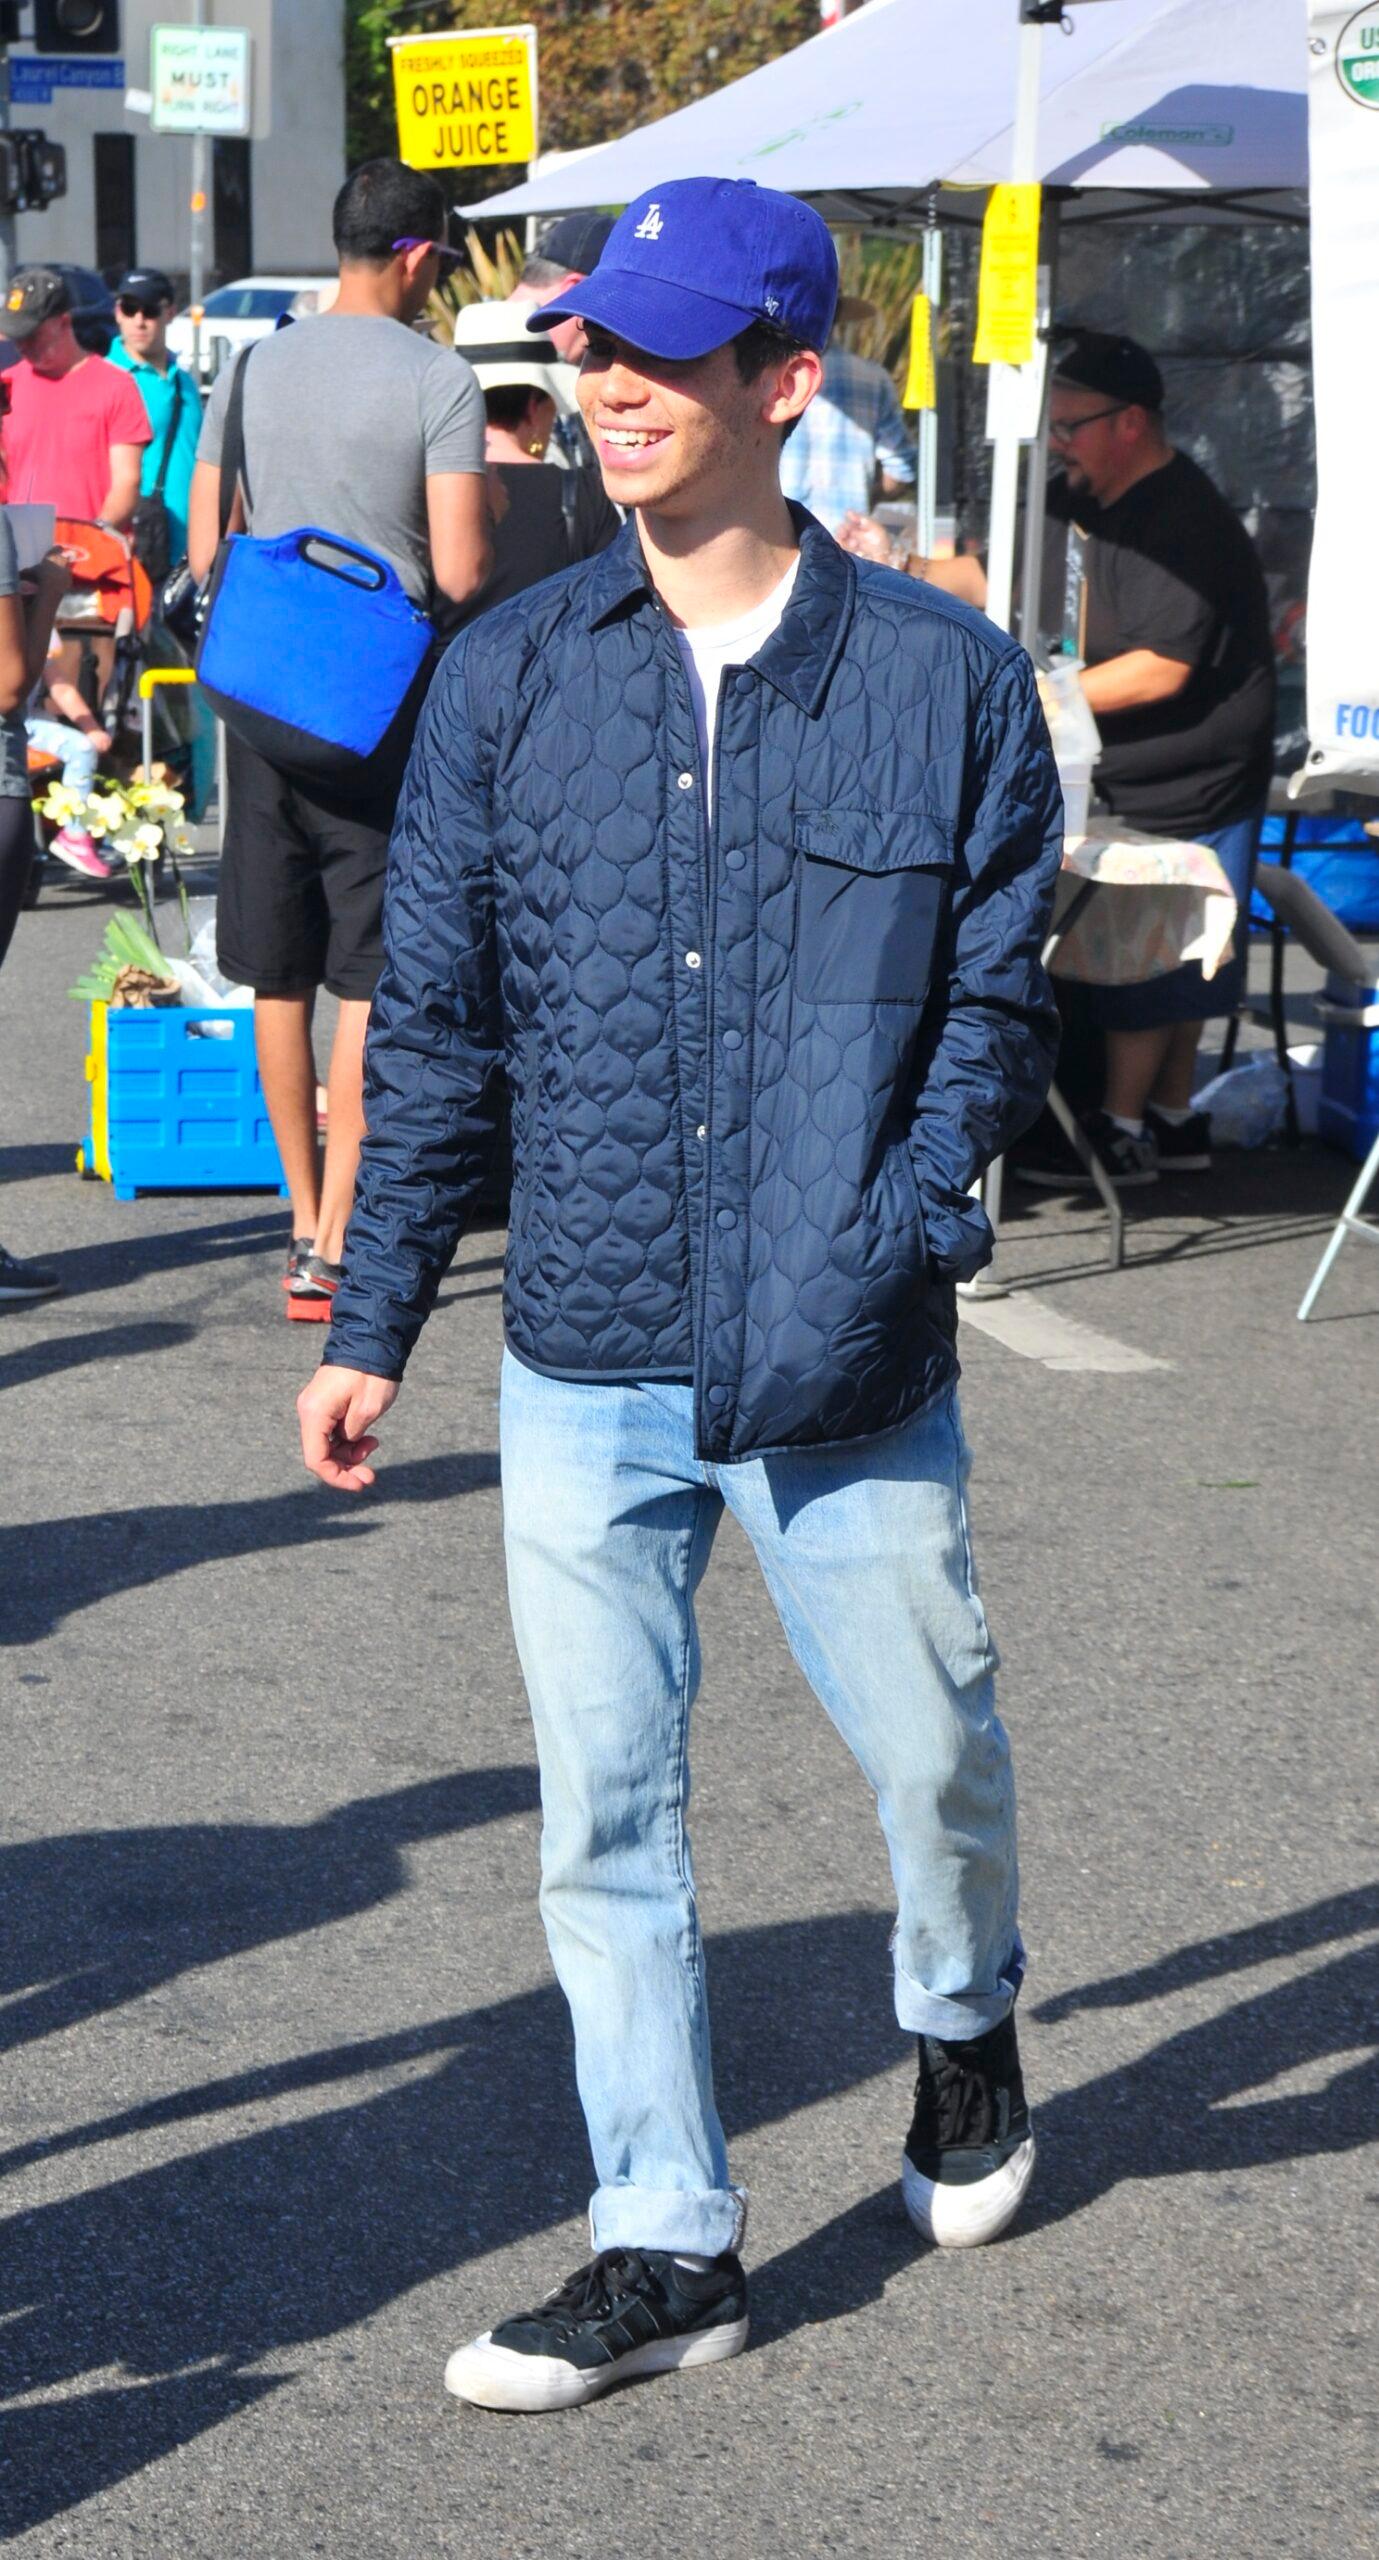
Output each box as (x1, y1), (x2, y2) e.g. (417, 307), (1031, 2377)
(499, 1351), (1022, 2257)
(26, 716), (100, 795)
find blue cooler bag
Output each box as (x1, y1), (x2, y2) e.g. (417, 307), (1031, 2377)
(197, 526), (435, 789)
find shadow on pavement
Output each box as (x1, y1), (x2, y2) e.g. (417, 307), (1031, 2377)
(0, 1906), (898, 2533)
(2, 1881), (1376, 2528)
(0, 1767), (538, 2063)
(0, 1141), (80, 1181)
(0, 1449), (500, 1642)
(0, 1317), (196, 1394)
(749, 1882), (1379, 2339)
(46, 1209), (285, 1300)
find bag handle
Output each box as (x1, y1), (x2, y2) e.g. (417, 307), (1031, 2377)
(297, 531), (389, 591)
(153, 366), (189, 501)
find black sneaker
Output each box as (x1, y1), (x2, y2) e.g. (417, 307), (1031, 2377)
(1144, 1106), (1212, 1172)
(0, 1244), (62, 1304)
(903, 2011), (1036, 2249)
(1018, 1108), (1158, 1190)
(444, 2246), (749, 2413)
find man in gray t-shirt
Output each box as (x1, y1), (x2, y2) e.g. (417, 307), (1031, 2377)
(187, 159), (492, 1325)
(196, 304), (484, 614)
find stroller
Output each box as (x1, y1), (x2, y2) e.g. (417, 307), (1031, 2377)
(29, 519), (202, 904)
(51, 516), (156, 744)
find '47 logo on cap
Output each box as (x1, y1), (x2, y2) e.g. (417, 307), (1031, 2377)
(633, 203), (664, 242)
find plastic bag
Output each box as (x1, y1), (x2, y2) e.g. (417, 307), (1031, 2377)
(181, 896), (253, 1007)
(1193, 1056), (1288, 1148)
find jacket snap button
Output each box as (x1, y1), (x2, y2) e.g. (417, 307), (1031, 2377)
(696, 1124), (707, 1141)
(676, 771), (694, 791)
(722, 1029), (742, 1052)
(725, 850), (746, 871)
(685, 950), (702, 970)
(709, 1386), (729, 1407)
(716, 1208), (736, 1228)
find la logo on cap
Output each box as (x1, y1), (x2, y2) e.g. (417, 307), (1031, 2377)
(633, 203), (663, 241)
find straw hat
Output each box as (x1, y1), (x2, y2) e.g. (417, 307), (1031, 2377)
(451, 298), (564, 402)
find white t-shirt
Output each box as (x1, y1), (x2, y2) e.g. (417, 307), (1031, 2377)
(672, 556), (800, 814)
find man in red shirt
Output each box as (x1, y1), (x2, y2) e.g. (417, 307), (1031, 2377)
(1, 267), (150, 525)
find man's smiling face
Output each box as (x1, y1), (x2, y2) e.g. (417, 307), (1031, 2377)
(577, 328), (817, 519)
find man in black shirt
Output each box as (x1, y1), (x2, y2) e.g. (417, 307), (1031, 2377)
(840, 329), (1276, 1181)
(1031, 331), (1275, 1181)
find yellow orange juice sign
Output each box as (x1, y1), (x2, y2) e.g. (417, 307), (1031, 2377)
(390, 25), (537, 170)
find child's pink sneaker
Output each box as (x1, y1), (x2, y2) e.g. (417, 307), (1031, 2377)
(50, 828), (113, 881)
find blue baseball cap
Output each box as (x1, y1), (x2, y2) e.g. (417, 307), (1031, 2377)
(525, 177), (838, 361)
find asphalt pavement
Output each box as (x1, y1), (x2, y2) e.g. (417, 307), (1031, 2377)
(1, 870), (1376, 2558)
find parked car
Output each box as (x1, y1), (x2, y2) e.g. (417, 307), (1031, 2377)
(166, 276), (332, 382)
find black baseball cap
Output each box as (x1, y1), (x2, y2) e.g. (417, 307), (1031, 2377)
(1052, 327), (1163, 412)
(117, 268), (176, 306)
(1, 265), (72, 343)
(536, 211), (615, 277)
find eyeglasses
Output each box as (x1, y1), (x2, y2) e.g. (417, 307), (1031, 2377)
(118, 297), (166, 320)
(1048, 403), (1126, 444)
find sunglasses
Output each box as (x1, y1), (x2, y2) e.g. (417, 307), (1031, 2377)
(392, 236), (463, 265)
(118, 297), (168, 320)
(1048, 403), (1127, 444)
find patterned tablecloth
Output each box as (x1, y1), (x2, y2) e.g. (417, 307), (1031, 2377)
(1050, 824), (1238, 987)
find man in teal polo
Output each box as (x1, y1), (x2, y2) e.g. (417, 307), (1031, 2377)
(107, 267), (201, 561)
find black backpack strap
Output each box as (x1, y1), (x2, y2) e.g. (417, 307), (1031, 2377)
(152, 365), (189, 499)
(218, 347), (253, 538)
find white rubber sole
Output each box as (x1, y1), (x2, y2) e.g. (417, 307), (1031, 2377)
(902, 2133), (1036, 2249)
(444, 2314), (750, 2413)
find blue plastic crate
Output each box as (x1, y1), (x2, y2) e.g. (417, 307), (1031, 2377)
(85, 1003), (288, 1200)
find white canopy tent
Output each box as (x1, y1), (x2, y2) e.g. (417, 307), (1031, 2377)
(468, 0), (1311, 637)
(469, 0), (1308, 228)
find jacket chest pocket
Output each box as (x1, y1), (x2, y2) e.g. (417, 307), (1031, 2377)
(793, 810), (954, 1004)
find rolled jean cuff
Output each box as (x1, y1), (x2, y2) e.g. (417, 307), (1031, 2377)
(589, 2182), (748, 2260)
(893, 1937), (1025, 2042)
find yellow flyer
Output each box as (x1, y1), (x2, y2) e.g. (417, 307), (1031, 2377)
(902, 294), (936, 411)
(973, 183), (1041, 366)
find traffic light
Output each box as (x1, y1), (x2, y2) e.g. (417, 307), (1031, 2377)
(0, 131), (68, 211)
(33, 1), (121, 51)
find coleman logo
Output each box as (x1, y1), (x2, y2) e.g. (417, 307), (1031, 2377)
(633, 203), (664, 240)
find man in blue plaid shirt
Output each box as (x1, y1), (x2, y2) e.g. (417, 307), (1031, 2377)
(781, 339), (915, 533)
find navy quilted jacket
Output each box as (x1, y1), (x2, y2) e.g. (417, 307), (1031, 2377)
(325, 512), (1063, 1461)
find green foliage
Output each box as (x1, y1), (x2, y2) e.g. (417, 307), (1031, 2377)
(346, 0), (819, 171)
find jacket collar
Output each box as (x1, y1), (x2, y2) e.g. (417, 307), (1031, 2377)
(583, 505), (855, 719)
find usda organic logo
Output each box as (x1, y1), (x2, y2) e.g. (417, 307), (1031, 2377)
(1337, 2), (1379, 108)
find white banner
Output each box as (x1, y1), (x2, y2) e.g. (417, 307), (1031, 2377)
(1305, 3), (1379, 789)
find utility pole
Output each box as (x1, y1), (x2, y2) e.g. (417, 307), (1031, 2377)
(189, 0), (207, 377)
(0, 37), (15, 300)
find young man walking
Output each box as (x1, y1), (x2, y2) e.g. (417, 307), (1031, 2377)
(188, 160), (491, 1318)
(298, 178), (1063, 2413)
